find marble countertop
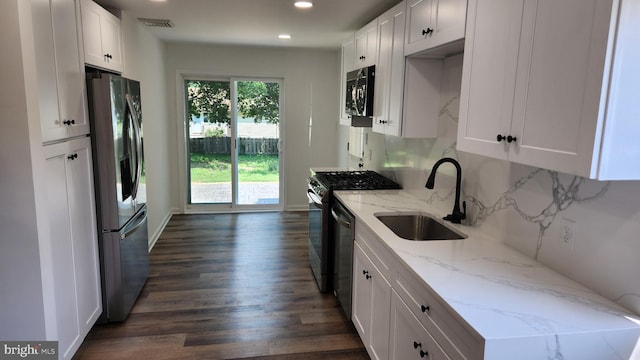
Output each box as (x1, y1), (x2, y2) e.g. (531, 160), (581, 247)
(334, 190), (640, 359)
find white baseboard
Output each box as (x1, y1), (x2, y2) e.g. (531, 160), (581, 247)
(286, 205), (309, 212)
(148, 209), (176, 252)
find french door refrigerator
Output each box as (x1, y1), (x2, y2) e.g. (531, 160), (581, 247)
(86, 72), (149, 322)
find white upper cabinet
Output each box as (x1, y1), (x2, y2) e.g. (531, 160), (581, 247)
(373, 1), (442, 138)
(404, 0), (467, 56)
(31, 0), (89, 143)
(339, 35), (356, 126)
(354, 18), (378, 68)
(373, 2), (406, 136)
(458, 0), (640, 180)
(81, 0), (123, 73)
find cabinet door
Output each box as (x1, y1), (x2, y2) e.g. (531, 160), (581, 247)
(432, 0), (467, 48)
(353, 241), (391, 360)
(508, 0), (611, 175)
(369, 262), (391, 360)
(44, 143), (81, 360)
(355, 19), (378, 68)
(66, 139), (102, 334)
(340, 35), (355, 125)
(31, 0), (89, 143)
(405, 0), (466, 56)
(44, 137), (101, 360)
(390, 291), (450, 360)
(81, 0), (123, 73)
(81, 0), (105, 68)
(100, 9), (123, 72)
(457, 0), (523, 160)
(405, 0), (434, 55)
(352, 241), (373, 340)
(373, 2), (406, 136)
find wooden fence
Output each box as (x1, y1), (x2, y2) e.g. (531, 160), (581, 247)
(190, 137), (279, 155)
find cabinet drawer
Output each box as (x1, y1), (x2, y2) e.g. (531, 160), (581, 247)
(395, 265), (483, 360)
(355, 222), (398, 281)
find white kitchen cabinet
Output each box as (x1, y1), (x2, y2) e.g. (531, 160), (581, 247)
(372, 2), (406, 136)
(43, 136), (102, 360)
(373, 0), (443, 138)
(404, 0), (467, 56)
(390, 291), (450, 360)
(81, 0), (123, 73)
(31, 0), (90, 143)
(339, 35), (356, 126)
(458, 0), (640, 180)
(352, 241), (391, 360)
(354, 18), (378, 68)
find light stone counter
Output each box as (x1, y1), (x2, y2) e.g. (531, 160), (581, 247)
(335, 190), (640, 360)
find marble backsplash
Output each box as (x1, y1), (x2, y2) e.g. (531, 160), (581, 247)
(343, 54), (640, 315)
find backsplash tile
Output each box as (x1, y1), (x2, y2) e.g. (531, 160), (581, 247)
(346, 54), (640, 315)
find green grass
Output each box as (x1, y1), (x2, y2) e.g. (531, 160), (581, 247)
(190, 153), (279, 183)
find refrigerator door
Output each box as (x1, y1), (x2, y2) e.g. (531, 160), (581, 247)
(99, 205), (149, 322)
(89, 74), (145, 230)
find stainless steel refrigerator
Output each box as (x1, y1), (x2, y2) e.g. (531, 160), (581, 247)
(86, 72), (149, 322)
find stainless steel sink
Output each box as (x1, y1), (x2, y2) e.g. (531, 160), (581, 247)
(375, 213), (466, 241)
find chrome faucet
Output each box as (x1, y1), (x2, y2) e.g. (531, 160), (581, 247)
(425, 157), (466, 224)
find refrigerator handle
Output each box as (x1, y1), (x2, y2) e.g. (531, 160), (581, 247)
(126, 94), (143, 201)
(121, 208), (147, 240)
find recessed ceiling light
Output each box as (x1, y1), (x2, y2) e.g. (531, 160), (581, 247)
(278, 34), (292, 39)
(294, 1), (313, 8)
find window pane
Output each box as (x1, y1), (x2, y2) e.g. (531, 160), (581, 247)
(185, 80), (232, 204)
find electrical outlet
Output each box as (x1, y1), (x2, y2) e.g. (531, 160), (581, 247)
(560, 218), (576, 250)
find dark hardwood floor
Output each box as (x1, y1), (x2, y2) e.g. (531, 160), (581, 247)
(73, 212), (369, 360)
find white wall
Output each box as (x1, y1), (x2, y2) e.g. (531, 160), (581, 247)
(117, 12), (173, 245)
(342, 54), (640, 315)
(0, 0), (47, 339)
(163, 43), (340, 211)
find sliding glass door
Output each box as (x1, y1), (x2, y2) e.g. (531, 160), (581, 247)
(184, 77), (282, 209)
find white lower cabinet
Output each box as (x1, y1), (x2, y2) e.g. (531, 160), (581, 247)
(352, 241), (391, 360)
(43, 136), (102, 360)
(353, 222), (478, 360)
(390, 290), (450, 360)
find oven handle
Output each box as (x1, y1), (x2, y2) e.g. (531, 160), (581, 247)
(307, 190), (324, 209)
(331, 208), (352, 229)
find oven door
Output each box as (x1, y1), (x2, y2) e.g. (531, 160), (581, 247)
(307, 189), (330, 292)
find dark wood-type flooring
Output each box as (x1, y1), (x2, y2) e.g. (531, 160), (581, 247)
(73, 212), (369, 360)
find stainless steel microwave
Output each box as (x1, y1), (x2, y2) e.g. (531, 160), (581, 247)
(345, 65), (375, 117)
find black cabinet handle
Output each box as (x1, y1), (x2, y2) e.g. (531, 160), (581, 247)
(413, 341), (421, 349)
(63, 119), (75, 126)
(421, 305), (430, 313)
(362, 270), (371, 279)
(379, 120), (388, 124)
(105, 53), (113, 59)
(498, 134), (517, 143)
(422, 28), (434, 36)
(420, 350), (429, 358)
(67, 153), (78, 160)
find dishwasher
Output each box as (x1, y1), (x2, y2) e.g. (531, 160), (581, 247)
(331, 198), (355, 319)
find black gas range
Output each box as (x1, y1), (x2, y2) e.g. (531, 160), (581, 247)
(310, 170), (402, 200)
(306, 170), (400, 294)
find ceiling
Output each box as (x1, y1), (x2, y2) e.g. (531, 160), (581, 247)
(95, 0), (403, 49)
